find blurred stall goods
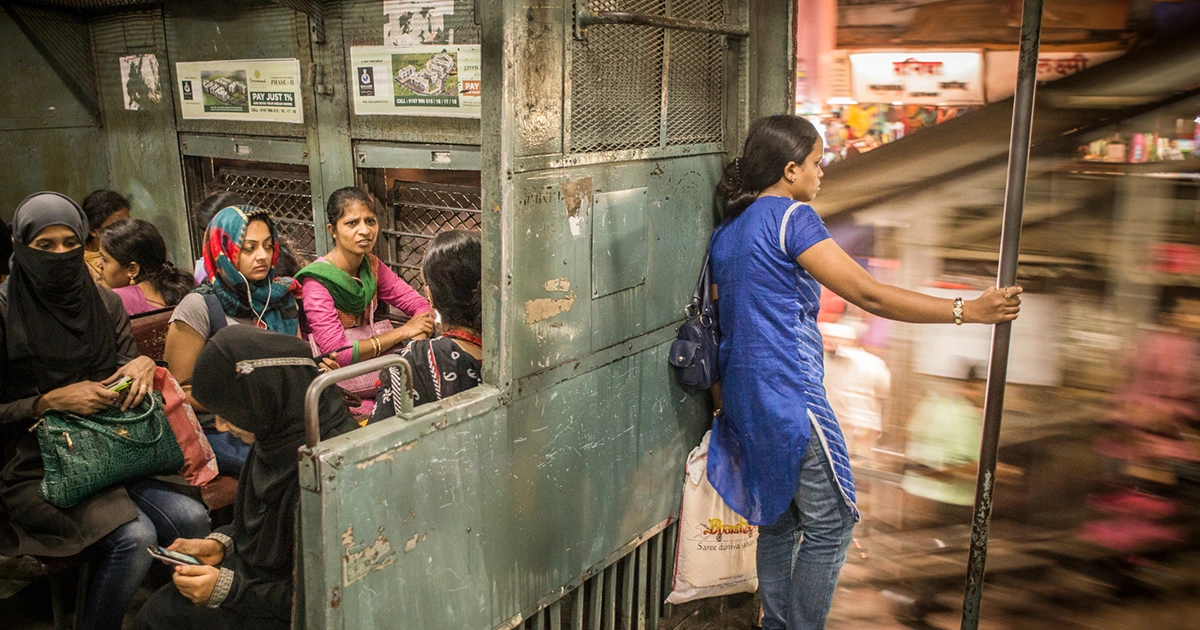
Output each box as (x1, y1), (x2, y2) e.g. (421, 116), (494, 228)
(1077, 114), (1199, 162)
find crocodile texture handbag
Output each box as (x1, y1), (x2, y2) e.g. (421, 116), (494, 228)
(35, 391), (185, 509)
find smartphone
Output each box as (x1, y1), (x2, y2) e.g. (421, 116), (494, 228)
(146, 545), (201, 567)
(315, 345), (353, 363)
(107, 376), (133, 393)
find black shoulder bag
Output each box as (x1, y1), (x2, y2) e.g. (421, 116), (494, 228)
(669, 245), (720, 390)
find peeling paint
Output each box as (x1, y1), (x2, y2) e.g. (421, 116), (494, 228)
(543, 277), (570, 293)
(559, 177), (593, 237)
(342, 526), (398, 587)
(404, 533), (420, 552)
(524, 292), (577, 324)
(354, 440), (418, 469)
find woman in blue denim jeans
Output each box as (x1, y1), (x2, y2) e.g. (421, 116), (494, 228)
(0, 192), (209, 630)
(707, 116), (1023, 629)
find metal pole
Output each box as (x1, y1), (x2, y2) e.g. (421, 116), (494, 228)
(961, 0), (1043, 627)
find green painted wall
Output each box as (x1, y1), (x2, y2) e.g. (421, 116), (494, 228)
(0, 11), (109, 221)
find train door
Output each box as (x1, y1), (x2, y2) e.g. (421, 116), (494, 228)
(298, 2), (794, 629)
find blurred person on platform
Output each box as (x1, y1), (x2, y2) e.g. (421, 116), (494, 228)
(82, 190), (131, 286)
(900, 365), (985, 529)
(820, 320), (890, 463)
(1082, 288), (1200, 558)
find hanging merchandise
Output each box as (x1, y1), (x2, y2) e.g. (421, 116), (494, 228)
(666, 431), (759, 605)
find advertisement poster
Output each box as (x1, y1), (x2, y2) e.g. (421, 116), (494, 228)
(349, 45), (481, 118)
(119, 54), (162, 111)
(984, 51), (1123, 102)
(175, 59), (303, 123)
(850, 52), (984, 105)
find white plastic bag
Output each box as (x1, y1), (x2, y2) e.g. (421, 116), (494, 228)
(666, 430), (759, 604)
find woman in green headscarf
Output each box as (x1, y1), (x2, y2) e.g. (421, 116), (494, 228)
(296, 187), (433, 385)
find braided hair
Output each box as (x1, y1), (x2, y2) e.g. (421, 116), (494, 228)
(715, 115), (822, 219)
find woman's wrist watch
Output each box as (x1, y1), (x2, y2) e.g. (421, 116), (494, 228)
(953, 297), (965, 325)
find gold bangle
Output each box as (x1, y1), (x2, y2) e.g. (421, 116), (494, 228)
(371, 336), (382, 356)
(953, 297), (964, 326)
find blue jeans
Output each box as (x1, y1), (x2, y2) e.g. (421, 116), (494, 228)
(206, 427), (250, 478)
(82, 481), (210, 630)
(756, 433), (856, 630)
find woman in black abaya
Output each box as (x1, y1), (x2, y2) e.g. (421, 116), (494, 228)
(0, 192), (208, 630)
(133, 325), (359, 629)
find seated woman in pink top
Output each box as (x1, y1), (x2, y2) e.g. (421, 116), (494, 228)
(98, 218), (196, 316)
(296, 187), (434, 377)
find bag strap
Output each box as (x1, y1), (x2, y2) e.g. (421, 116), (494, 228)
(50, 395), (168, 446)
(688, 232), (718, 316)
(203, 293), (229, 339)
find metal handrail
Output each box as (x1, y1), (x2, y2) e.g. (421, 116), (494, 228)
(576, 9), (749, 38)
(304, 355), (413, 449)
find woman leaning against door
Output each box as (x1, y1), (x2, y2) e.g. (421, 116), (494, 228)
(708, 115), (1023, 629)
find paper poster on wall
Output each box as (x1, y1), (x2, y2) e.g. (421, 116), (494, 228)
(850, 52), (984, 105)
(175, 59), (303, 123)
(349, 45), (481, 118)
(120, 54), (162, 111)
(383, 0), (458, 46)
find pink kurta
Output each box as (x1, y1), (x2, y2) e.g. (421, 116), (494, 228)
(301, 255), (431, 367)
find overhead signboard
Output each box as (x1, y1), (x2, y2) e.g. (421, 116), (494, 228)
(350, 45), (481, 118)
(850, 52), (984, 105)
(175, 59), (303, 123)
(985, 51), (1123, 102)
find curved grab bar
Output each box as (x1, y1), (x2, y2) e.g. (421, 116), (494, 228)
(304, 355), (413, 449)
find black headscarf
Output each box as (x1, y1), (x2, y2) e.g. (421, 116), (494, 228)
(4, 192), (117, 393)
(191, 326), (357, 575)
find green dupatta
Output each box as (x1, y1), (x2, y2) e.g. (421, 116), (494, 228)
(294, 256), (377, 315)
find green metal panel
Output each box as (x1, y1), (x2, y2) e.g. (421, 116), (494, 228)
(301, 341), (706, 630)
(163, 0), (315, 139)
(591, 187), (649, 299)
(88, 9), (193, 270)
(0, 9), (108, 219)
(507, 158), (720, 381)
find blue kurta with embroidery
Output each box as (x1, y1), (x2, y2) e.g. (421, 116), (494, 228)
(707, 196), (859, 527)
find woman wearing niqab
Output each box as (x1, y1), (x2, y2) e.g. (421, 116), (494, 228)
(0, 192), (209, 630)
(134, 325), (359, 629)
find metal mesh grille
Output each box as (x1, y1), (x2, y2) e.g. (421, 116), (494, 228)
(380, 181), (482, 294)
(569, 0), (726, 155)
(569, 21), (665, 153)
(190, 161), (317, 264)
(666, 0), (723, 145)
(666, 30), (723, 145)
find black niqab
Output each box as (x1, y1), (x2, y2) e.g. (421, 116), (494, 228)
(4, 192), (117, 392)
(191, 326), (357, 575)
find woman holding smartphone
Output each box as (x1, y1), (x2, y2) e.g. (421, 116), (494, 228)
(134, 326), (360, 630)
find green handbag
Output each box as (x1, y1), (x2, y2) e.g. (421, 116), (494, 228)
(34, 391), (185, 509)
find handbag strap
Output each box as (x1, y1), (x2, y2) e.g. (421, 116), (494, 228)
(688, 233), (717, 316)
(50, 395), (168, 447)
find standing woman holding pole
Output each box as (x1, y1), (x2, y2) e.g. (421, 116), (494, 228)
(708, 114), (1023, 629)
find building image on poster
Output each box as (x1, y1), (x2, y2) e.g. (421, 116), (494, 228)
(176, 59), (303, 123)
(351, 45), (480, 118)
(201, 70), (249, 113)
(391, 50), (458, 107)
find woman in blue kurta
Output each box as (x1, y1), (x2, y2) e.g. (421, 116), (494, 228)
(708, 115), (1024, 629)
